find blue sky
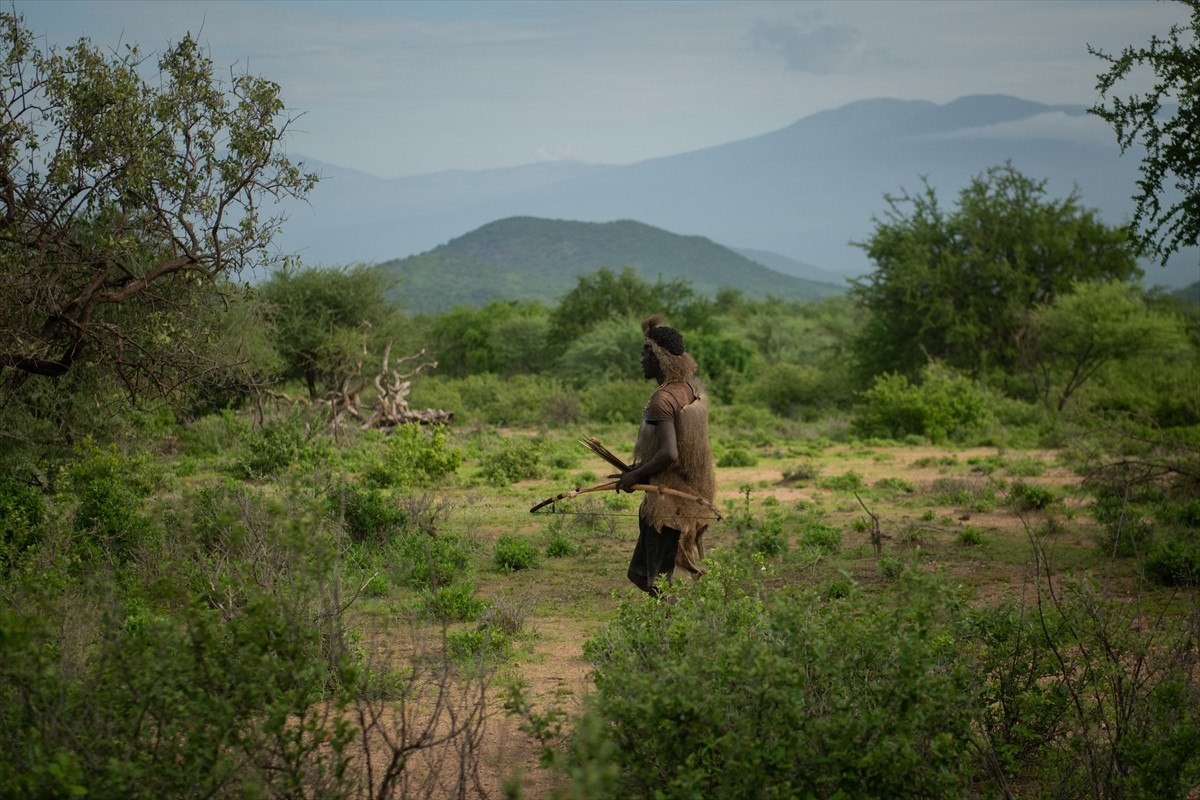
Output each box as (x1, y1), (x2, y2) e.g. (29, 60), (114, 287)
(14, 0), (1189, 178)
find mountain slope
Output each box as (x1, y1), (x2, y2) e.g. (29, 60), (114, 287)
(379, 217), (844, 313)
(1170, 281), (1200, 306)
(276, 94), (1199, 290)
(731, 247), (847, 285)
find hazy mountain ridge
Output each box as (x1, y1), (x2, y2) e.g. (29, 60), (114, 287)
(731, 247), (846, 285)
(277, 94), (1198, 289)
(378, 217), (845, 314)
(1170, 281), (1200, 306)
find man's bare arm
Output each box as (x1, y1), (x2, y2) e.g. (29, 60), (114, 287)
(617, 420), (678, 492)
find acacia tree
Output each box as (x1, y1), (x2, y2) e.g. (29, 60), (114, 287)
(0, 12), (316, 403)
(258, 264), (399, 399)
(850, 164), (1140, 383)
(1089, 0), (1199, 264)
(1020, 279), (1191, 411)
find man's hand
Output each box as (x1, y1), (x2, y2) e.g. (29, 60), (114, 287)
(616, 420), (678, 493)
(617, 469), (640, 493)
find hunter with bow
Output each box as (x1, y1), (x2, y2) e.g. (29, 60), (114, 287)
(615, 315), (717, 596)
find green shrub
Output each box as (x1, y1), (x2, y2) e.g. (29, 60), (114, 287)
(579, 379), (648, 425)
(1091, 488), (1154, 557)
(717, 447), (758, 468)
(333, 485), (407, 546)
(712, 402), (794, 448)
(237, 414), (326, 478)
(738, 516), (787, 557)
(569, 561), (1197, 800)
(394, 532), (470, 590)
(820, 574), (858, 599)
(688, 332), (756, 404)
(405, 375), (464, 419)
(966, 582), (1200, 796)
(781, 461), (820, 485)
(800, 522), (842, 555)
(64, 439), (155, 495)
(853, 363), (991, 443)
(817, 470), (864, 492)
(927, 477), (997, 512)
(479, 438), (543, 487)
(360, 571), (391, 598)
(421, 582), (487, 622)
(738, 363), (824, 416)
(873, 476), (915, 496)
(0, 477), (44, 568)
(1170, 498), (1200, 529)
(543, 520), (580, 558)
(1003, 457), (1047, 477)
(446, 623), (512, 664)
(1144, 536), (1200, 586)
(878, 555), (904, 580)
(179, 480), (261, 552)
(543, 441), (581, 471)
(493, 535), (540, 572)
(363, 424), (461, 488)
(1007, 480), (1055, 512)
(0, 594), (355, 799)
(72, 477), (157, 563)
(957, 526), (984, 546)
(179, 410), (251, 458)
(449, 374), (576, 426)
(913, 454), (959, 469)
(574, 560), (980, 799)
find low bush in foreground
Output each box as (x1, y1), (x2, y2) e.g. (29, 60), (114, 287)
(570, 561), (978, 798)
(530, 557), (1200, 800)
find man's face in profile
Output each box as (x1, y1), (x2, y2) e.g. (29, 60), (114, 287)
(641, 342), (658, 381)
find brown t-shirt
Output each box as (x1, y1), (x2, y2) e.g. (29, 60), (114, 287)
(644, 380), (697, 423)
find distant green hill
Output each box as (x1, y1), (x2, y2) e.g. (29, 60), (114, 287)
(1170, 281), (1199, 306)
(377, 217), (845, 313)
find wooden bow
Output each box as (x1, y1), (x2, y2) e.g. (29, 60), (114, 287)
(529, 479), (723, 520)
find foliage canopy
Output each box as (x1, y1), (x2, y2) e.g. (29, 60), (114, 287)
(1090, 0), (1200, 263)
(1020, 279), (1193, 411)
(850, 163), (1140, 382)
(258, 264), (399, 399)
(0, 12), (315, 404)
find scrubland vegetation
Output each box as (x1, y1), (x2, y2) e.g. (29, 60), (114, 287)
(2, 7), (1199, 799)
(3, 254), (1197, 798)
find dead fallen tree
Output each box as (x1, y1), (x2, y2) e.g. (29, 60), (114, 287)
(261, 344), (453, 432)
(362, 345), (453, 429)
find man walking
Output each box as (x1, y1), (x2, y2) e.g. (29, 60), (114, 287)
(617, 315), (716, 596)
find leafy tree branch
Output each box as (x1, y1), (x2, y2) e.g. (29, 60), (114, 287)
(1090, 0), (1199, 263)
(0, 11), (316, 400)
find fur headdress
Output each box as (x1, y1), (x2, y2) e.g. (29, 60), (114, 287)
(643, 314), (697, 383)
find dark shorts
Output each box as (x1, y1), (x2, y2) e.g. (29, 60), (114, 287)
(628, 515), (680, 586)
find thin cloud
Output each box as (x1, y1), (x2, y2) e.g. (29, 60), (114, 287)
(917, 111), (1115, 146)
(533, 143), (595, 163)
(751, 14), (862, 75)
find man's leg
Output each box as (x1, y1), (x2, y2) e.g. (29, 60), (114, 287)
(627, 517), (679, 597)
